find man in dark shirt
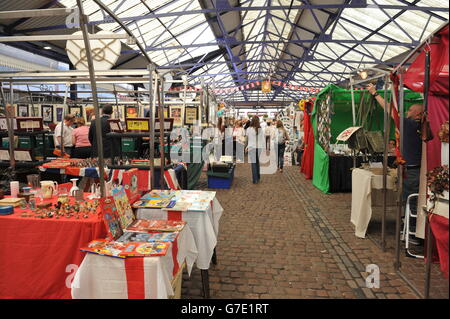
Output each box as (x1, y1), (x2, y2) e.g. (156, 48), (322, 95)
(367, 83), (423, 244)
(89, 104), (113, 158)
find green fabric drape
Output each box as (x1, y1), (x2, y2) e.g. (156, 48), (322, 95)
(311, 84), (423, 194)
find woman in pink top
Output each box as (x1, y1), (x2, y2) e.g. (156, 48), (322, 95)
(72, 117), (92, 158)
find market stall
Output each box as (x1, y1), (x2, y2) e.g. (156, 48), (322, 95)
(390, 22), (449, 298)
(0, 193), (107, 298)
(135, 189), (223, 298)
(0, 2), (215, 300)
(311, 84), (422, 194)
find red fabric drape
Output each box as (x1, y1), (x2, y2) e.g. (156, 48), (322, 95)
(429, 214), (449, 279)
(427, 95), (449, 171)
(300, 104), (315, 179)
(403, 25), (449, 95)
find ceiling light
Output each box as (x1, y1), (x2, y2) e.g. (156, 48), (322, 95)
(43, 46), (52, 50)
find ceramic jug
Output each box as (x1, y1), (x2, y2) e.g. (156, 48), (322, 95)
(40, 181), (58, 199)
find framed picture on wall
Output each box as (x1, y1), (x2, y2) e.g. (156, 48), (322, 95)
(31, 104), (40, 117)
(69, 105), (83, 118)
(84, 105), (94, 124)
(169, 106), (183, 127)
(125, 105), (138, 118)
(155, 106), (169, 119)
(54, 105), (65, 123)
(17, 104), (29, 117)
(41, 105), (54, 123)
(184, 106), (198, 126)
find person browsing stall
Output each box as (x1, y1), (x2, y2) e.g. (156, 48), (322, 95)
(72, 117), (92, 159)
(88, 104), (114, 159)
(54, 114), (75, 157)
(366, 83), (423, 245)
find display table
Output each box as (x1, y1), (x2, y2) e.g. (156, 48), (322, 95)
(71, 226), (198, 299)
(329, 155), (396, 193)
(39, 166), (110, 179)
(0, 194), (107, 299)
(350, 168), (397, 238)
(136, 196), (223, 298)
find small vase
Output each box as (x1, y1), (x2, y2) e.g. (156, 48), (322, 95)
(69, 178), (79, 197)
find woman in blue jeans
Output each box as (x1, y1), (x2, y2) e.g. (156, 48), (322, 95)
(246, 116), (262, 184)
(275, 120), (289, 172)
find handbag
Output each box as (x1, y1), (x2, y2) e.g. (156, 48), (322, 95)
(421, 112), (434, 142)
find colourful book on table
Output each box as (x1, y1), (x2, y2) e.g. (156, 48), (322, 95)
(163, 201), (191, 211)
(132, 199), (176, 209)
(101, 197), (124, 240)
(121, 168), (140, 204)
(140, 190), (176, 201)
(119, 242), (170, 257)
(125, 219), (186, 232)
(80, 239), (170, 258)
(111, 186), (136, 229)
(80, 239), (126, 259)
(116, 231), (179, 243)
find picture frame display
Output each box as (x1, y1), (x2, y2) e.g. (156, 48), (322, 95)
(55, 106), (64, 123)
(155, 106), (169, 119)
(169, 106), (183, 127)
(108, 119), (124, 133)
(16, 117), (44, 132)
(17, 104), (29, 117)
(85, 105), (94, 124)
(125, 105), (138, 118)
(125, 118), (150, 132)
(14, 148), (33, 162)
(184, 106), (198, 125)
(69, 105), (83, 118)
(41, 105), (54, 123)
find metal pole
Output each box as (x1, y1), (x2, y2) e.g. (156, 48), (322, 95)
(0, 84), (15, 171)
(424, 213), (433, 299)
(147, 64), (155, 189)
(381, 75), (390, 251)
(394, 71), (405, 271)
(158, 76), (166, 190)
(350, 78), (357, 168)
(76, 0), (106, 197)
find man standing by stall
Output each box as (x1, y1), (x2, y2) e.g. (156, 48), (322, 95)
(89, 104), (113, 159)
(54, 114), (75, 157)
(367, 83), (423, 245)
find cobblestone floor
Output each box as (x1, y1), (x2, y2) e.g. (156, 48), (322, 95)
(181, 163), (449, 299)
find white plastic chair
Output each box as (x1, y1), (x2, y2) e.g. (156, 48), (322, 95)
(401, 193), (424, 259)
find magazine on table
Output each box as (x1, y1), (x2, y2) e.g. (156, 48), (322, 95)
(132, 199), (176, 209)
(80, 239), (171, 258)
(116, 231), (179, 243)
(111, 186), (136, 229)
(125, 219), (186, 232)
(101, 197), (124, 240)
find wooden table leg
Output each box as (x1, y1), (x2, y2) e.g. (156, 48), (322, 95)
(212, 247), (217, 265)
(200, 269), (210, 299)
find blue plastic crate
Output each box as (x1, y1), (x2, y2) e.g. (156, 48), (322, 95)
(207, 166), (235, 189)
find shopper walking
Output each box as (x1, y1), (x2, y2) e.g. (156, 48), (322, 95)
(72, 117), (92, 159)
(246, 116), (262, 184)
(275, 120), (289, 172)
(233, 120), (246, 163)
(265, 122), (273, 151)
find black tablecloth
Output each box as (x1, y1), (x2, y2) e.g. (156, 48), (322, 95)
(328, 155), (396, 193)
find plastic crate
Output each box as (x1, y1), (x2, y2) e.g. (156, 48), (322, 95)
(207, 165), (235, 189)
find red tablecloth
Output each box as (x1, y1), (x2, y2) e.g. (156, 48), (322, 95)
(0, 195), (106, 299)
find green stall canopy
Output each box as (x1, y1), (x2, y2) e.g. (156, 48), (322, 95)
(311, 84), (423, 194)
